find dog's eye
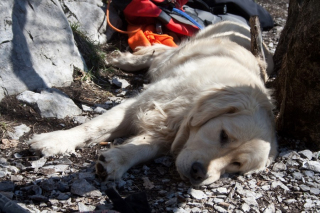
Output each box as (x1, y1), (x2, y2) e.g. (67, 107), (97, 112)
(220, 130), (228, 144)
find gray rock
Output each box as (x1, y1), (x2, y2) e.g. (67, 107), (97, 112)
(271, 181), (289, 191)
(82, 104), (93, 112)
(94, 106), (108, 114)
(42, 164), (69, 173)
(53, 156), (73, 165)
(272, 162), (287, 171)
(304, 199), (315, 208)
(280, 150), (300, 159)
(38, 88), (82, 119)
(248, 179), (257, 189)
(11, 175), (24, 182)
(212, 187), (228, 195)
(71, 179), (102, 197)
(0, 158), (7, 165)
(310, 187), (320, 195)
(190, 207), (202, 212)
(214, 205), (228, 213)
(284, 199), (296, 204)
(188, 188), (207, 200)
(0, 0), (86, 101)
(241, 203), (250, 212)
(243, 196), (258, 206)
(4, 165), (19, 174)
(78, 202), (95, 212)
(110, 77), (130, 88)
(16, 91), (40, 106)
(292, 172), (303, 180)
(116, 90), (127, 97)
(213, 198), (224, 203)
(7, 124), (31, 140)
(73, 116), (90, 124)
(261, 184), (271, 190)
(298, 150), (313, 160)
(301, 161), (320, 173)
(263, 203), (275, 213)
(299, 184), (310, 191)
(30, 157), (47, 169)
(286, 159), (299, 166)
(236, 184), (262, 199)
(18, 89), (82, 119)
(303, 170), (315, 177)
(0, 169), (7, 178)
(172, 207), (188, 213)
(63, 1), (107, 44)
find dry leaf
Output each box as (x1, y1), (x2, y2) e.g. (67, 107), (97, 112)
(1, 139), (19, 149)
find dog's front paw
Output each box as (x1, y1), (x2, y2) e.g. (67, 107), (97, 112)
(95, 148), (130, 181)
(28, 130), (78, 156)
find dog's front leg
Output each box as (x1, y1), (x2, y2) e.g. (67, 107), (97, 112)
(28, 99), (137, 156)
(96, 134), (168, 180)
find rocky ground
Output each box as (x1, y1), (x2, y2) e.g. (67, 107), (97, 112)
(1, 0), (320, 212)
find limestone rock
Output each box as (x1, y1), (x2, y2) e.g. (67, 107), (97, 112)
(63, 0), (107, 44)
(0, 0), (86, 101)
(17, 88), (82, 119)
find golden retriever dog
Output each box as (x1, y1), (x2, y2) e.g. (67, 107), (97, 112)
(29, 21), (277, 186)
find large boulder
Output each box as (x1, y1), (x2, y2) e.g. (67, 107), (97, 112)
(62, 0), (106, 44)
(17, 89), (82, 119)
(61, 0), (122, 44)
(0, 0), (86, 101)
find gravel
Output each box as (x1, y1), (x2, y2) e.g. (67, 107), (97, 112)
(2, 0), (319, 212)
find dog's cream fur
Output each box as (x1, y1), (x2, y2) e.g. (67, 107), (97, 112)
(29, 21), (277, 186)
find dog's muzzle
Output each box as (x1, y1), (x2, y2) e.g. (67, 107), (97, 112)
(189, 162), (208, 185)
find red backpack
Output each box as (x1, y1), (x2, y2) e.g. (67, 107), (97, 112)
(112, 0), (200, 37)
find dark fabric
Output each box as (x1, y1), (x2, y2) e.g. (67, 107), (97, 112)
(119, 0), (200, 36)
(105, 188), (151, 213)
(183, 5), (248, 27)
(200, 0), (274, 30)
(111, 0), (274, 37)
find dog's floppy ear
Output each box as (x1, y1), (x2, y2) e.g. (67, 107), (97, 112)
(171, 87), (241, 154)
(190, 86), (274, 127)
(189, 87), (245, 127)
(171, 118), (190, 154)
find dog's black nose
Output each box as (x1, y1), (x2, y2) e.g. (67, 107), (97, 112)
(190, 162), (206, 182)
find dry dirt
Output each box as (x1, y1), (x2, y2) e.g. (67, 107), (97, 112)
(2, 1), (316, 213)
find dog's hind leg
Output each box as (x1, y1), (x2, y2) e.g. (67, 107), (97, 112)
(28, 98), (138, 156)
(96, 134), (168, 180)
(106, 44), (173, 72)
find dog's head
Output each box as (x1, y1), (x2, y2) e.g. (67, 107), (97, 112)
(171, 86), (277, 186)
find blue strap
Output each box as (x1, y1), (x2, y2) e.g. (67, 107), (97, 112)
(172, 8), (204, 30)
